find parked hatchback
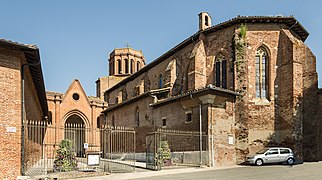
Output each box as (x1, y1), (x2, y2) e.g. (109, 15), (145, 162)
(246, 147), (295, 166)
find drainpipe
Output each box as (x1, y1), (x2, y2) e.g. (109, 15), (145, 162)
(199, 104), (202, 166)
(21, 62), (39, 175)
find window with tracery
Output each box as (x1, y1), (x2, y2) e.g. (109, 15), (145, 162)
(214, 53), (227, 88)
(255, 47), (269, 98)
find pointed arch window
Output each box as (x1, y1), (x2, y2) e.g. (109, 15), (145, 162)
(255, 47), (269, 98)
(214, 53), (227, 88)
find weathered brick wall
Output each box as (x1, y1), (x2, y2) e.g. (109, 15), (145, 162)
(0, 47), (44, 179)
(208, 102), (236, 166)
(0, 48), (23, 179)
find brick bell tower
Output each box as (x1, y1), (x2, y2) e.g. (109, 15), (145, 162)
(96, 47), (145, 100)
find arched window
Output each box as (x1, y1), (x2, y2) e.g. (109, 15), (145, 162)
(135, 107), (140, 127)
(137, 62), (141, 71)
(130, 59), (135, 74)
(205, 16), (209, 26)
(124, 59), (129, 74)
(117, 59), (122, 74)
(159, 74), (163, 88)
(255, 47), (269, 98)
(214, 53), (227, 88)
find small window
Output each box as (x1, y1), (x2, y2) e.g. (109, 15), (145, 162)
(186, 113), (192, 122)
(112, 116), (115, 127)
(205, 15), (209, 26)
(137, 62), (141, 71)
(130, 59), (135, 74)
(115, 97), (119, 104)
(159, 74), (163, 88)
(162, 118), (166, 127)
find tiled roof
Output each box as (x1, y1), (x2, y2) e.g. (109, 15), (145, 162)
(0, 38), (48, 116)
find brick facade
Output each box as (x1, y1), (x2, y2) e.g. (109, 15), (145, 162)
(0, 41), (47, 179)
(99, 14), (321, 166)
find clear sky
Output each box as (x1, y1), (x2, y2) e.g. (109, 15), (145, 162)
(1, 0), (321, 96)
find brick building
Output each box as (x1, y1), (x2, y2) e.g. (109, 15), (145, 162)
(46, 79), (107, 157)
(99, 13), (321, 166)
(0, 39), (48, 179)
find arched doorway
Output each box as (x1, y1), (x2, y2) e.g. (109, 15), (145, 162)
(64, 115), (85, 157)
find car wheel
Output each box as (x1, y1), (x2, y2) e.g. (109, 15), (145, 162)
(255, 159), (263, 166)
(287, 158), (294, 165)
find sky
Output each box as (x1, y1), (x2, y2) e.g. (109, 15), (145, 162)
(1, 0), (321, 96)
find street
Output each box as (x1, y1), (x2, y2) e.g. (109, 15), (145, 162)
(133, 162), (322, 180)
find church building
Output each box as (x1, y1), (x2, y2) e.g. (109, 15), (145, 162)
(98, 12), (321, 165)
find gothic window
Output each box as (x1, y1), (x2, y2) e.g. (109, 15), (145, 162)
(124, 59), (129, 74)
(130, 59), (135, 74)
(214, 53), (227, 88)
(255, 47), (269, 98)
(117, 59), (122, 74)
(135, 107), (140, 127)
(137, 62), (141, 71)
(159, 74), (163, 88)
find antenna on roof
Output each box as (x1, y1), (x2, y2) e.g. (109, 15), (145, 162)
(125, 42), (131, 48)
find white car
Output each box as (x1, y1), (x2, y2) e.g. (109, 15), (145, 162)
(246, 147), (295, 166)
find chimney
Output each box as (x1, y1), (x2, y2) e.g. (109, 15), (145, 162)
(199, 12), (212, 31)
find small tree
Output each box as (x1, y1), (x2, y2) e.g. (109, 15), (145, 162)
(156, 141), (171, 167)
(53, 139), (77, 172)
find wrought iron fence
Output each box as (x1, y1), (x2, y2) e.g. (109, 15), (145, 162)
(24, 121), (136, 177)
(146, 128), (208, 170)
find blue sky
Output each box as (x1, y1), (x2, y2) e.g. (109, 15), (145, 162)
(1, 1), (321, 96)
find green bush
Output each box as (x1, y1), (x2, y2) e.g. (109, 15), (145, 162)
(53, 139), (77, 172)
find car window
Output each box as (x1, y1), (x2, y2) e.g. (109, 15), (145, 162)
(280, 149), (290, 154)
(256, 148), (269, 154)
(266, 149), (279, 155)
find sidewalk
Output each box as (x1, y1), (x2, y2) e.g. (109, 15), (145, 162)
(71, 165), (242, 180)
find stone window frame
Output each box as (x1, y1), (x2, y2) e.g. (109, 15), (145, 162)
(130, 59), (135, 74)
(254, 45), (270, 105)
(214, 53), (227, 89)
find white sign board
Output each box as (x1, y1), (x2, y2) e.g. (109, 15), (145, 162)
(6, 127), (16, 133)
(84, 143), (89, 149)
(228, 136), (234, 145)
(87, 154), (100, 166)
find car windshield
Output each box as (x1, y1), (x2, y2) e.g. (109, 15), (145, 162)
(256, 148), (269, 154)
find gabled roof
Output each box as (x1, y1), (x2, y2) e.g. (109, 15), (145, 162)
(104, 15), (309, 94)
(0, 39), (48, 116)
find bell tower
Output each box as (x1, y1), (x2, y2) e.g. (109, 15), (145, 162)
(199, 12), (212, 31)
